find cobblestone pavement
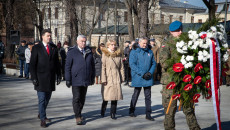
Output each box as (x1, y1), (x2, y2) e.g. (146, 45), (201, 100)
(0, 74), (229, 130)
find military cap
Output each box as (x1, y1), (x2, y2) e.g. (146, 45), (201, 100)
(21, 40), (26, 43)
(27, 42), (34, 45)
(169, 21), (182, 31)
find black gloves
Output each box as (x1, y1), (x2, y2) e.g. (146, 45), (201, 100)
(66, 81), (71, 88)
(143, 72), (152, 80)
(32, 79), (39, 86)
(56, 77), (62, 85)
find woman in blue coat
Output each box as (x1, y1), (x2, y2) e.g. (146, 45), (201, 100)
(128, 37), (156, 121)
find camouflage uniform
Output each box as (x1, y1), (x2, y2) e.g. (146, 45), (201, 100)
(159, 36), (201, 130)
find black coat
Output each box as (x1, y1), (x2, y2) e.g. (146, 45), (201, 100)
(16, 45), (27, 60)
(30, 42), (61, 92)
(65, 46), (95, 87)
(94, 48), (102, 76)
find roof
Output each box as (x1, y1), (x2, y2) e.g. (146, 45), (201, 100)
(216, 0), (230, 4)
(159, 0), (205, 10)
(93, 21), (230, 35)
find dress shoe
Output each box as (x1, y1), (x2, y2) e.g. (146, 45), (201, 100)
(124, 82), (129, 86)
(38, 114), (51, 123)
(129, 113), (136, 117)
(40, 120), (47, 128)
(18, 75), (23, 78)
(76, 117), (83, 125)
(146, 115), (155, 121)
(110, 113), (116, 120)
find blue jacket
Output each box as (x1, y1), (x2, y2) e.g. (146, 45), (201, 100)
(129, 44), (156, 87)
(65, 46), (95, 87)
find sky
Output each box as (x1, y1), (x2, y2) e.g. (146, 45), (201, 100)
(180, 0), (207, 8)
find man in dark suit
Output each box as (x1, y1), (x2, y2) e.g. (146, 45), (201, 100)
(30, 29), (61, 128)
(65, 35), (95, 125)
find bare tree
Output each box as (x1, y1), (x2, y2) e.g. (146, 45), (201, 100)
(66, 0), (78, 46)
(139, 0), (150, 37)
(124, 0), (134, 41)
(133, 0), (139, 38)
(105, 0), (111, 42)
(202, 0), (215, 20)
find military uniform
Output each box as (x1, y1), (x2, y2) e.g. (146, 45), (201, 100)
(159, 36), (201, 130)
(0, 41), (4, 73)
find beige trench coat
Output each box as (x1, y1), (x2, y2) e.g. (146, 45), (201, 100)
(101, 48), (125, 101)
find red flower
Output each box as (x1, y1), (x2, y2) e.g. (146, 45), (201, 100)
(173, 63), (184, 72)
(194, 63), (203, 72)
(194, 76), (202, 84)
(200, 34), (207, 39)
(183, 75), (192, 82)
(193, 94), (201, 102)
(166, 82), (176, 89)
(183, 84), (193, 91)
(172, 94), (181, 100)
(205, 80), (211, 89)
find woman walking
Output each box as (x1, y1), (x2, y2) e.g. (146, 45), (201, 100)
(101, 40), (125, 120)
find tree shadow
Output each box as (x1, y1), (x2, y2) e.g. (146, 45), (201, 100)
(202, 121), (230, 130)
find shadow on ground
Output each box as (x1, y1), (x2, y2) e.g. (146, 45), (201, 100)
(202, 121), (230, 130)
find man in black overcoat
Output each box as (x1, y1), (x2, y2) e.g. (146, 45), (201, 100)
(30, 29), (61, 128)
(65, 35), (95, 125)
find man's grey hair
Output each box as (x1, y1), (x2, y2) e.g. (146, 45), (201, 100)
(77, 35), (87, 41)
(139, 37), (149, 42)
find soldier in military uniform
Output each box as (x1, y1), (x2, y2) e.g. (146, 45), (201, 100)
(159, 21), (201, 130)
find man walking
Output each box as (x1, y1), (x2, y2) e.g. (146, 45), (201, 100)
(160, 21), (200, 130)
(30, 29), (61, 128)
(65, 35), (95, 125)
(123, 41), (131, 86)
(17, 40), (27, 78)
(129, 37), (156, 121)
(0, 40), (4, 74)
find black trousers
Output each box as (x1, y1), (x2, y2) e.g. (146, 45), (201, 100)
(124, 63), (130, 83)
(72, 86), (88, 118)
(101, 100), (117, 114)
(129, 86), (152, 115)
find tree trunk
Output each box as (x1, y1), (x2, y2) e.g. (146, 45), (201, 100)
(202, 0), (215, 21)
(124, 0), (134, 41)
(139, 0), (149, 38)
(80, 0), (86, 35)
(133, 0), (139, 39)
(105, 0), (110, 43)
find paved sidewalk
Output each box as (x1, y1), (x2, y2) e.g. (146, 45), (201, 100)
(0, 74), (230, 130)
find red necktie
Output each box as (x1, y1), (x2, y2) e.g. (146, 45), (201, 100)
(46, 45), (50, 55)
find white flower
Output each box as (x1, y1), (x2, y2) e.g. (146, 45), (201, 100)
(182, 46), (188, 51)
(203, 50), (209, 56)
(188, 30), (199, 40)
(176, 41), (185, 48)
(211, 26), (217, 32)
(185, 62), (193, 68)
(188, 41), (193, 46)
(207, 32), (213, 38)
(181, 55), (187, 65)
(215, 47), (220, 52)
(186, 55), (194, 61)
(177, 48), (187, 54)
(223, 43), (228, 49)
(191, 44), (198, 50)
(203, 57), (208, 62)
(223, 52), (229, 62)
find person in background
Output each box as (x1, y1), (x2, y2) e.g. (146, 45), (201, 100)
(150, 38), (160, 81)
(59, 41), (69, 80)
(123, 41), (131, 86)
(129, 37), (156, 121)
(0, 40), (4, 74)
(34, 39), (40, 45)
(17, 40), (27, 78)
(25, 42), (34, 79)
(100, 39), (125, 120)
(30, 29), (62, 128)
(160, 21), (201, 130)
(94, 43), (105, 84)
(65, 35), (95, 125)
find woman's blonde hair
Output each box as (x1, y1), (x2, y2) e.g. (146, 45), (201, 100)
(106, 39), (117, 47)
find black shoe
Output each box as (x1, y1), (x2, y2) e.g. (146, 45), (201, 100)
(124, 82), (128, 86)
(76, 117), (83, 125)
(40, 120), (47, 128)
(38, 114), (51, 123)
(18, 75), (23, 78)
(129, 113), (136, 117)
(25, 77), (29, 79)
(110, 113), (116, 120)
(146, 115), (155, 121)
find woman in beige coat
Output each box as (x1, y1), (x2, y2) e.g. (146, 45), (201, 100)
(101, 39), (125, 120)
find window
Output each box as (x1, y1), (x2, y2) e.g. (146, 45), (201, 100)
(198, 19), (202, 23)
(55, 28), (57, 37)
(48, 8), (51, 19)
(224, 4), (229, 11)
(161, 14), (164, 24)
(179, 16), (183, 22)
(55, 7), (58, 19)
(100, 11), (105, 21)
(191, 16), (194, 23)
(169, 15), (173, 23)
(124, 11), (128, 22)
(215, 5), (218, 12)
(152, 13), (155, 24)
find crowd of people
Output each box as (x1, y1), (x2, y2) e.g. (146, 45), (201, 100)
(6, 20), (229, 129)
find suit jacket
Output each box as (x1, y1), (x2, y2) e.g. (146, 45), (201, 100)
(30, 42), (61, 92)
(65, 46), (95, 87)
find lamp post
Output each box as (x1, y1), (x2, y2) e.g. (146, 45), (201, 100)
(116, 15), (121, 46)
(184, 1), (188, 23)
